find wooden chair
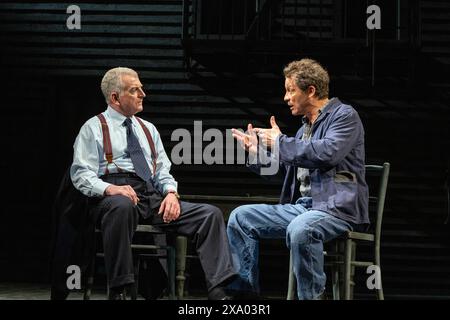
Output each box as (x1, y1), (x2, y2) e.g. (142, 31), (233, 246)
(83, 224), (188, 300)
(287, 162), (390, 300)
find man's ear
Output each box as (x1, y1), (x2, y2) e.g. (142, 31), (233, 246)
(308, 86), (316, 98)
(111, 92), (120, 103)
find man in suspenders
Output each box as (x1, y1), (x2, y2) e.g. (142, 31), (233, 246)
(70, 67), (235, 300)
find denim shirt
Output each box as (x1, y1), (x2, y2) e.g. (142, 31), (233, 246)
(250, 98), (369, 225)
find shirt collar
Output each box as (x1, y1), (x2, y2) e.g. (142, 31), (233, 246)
(106, 105), (135, 126)
(301, 97), (337, 125)
(321, 97), (337, 114)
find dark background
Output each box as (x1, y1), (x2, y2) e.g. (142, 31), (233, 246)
(1, 0), (449, 299)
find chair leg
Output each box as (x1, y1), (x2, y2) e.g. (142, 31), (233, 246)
(350, 242), (357, 300)
(175, 235), (187, 300)
(167, 247), (176, 300)
(287, 250), (296, 300)
(375, 245), (384, 300)
(374, 263), (384, 300)
(331, 265), (341, 300)
(376, 275), (384, 300)
(83, 254), (96, 300)
(331, 241), (341, 300)
(343, 239), (352, 300)
(130, 258), (140, 300)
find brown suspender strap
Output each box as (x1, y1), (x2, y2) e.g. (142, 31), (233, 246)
(136, 117), (157, 176)
(97, 114), (113, 175)
(97, 113), (157, 177)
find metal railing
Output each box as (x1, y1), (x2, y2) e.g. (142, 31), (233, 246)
(182, 0), (336, 41)
(182, 0), (422, 87)
(182, 0), (421, 44)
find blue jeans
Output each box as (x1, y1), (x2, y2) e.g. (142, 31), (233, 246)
(226, 197), (353, 300)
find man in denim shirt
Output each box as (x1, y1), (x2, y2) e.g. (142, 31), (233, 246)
(229, 59), (368, 299)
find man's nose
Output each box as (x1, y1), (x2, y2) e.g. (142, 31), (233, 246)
(138, 88), (146, 98)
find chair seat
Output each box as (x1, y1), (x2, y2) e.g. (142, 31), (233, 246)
(95, 225), (165, 234)
(131, 244), (168, 250)
(344, 231), (375, 241)
(136, 224), (165, 233)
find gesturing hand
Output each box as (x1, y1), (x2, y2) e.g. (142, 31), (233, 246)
(253, 116), (282, 149)
(231, 123), (258, 154)
(158, 193), (181, 223)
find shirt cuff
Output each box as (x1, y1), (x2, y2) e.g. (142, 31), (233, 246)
(162, 184), (178, 196)
(92, 180), (111, 197)
(272, 134), (282, 161)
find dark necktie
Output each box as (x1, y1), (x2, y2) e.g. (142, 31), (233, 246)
(124, 118), (152, 182)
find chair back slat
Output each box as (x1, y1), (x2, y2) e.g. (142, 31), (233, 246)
(365, 163), (390, 237)
(373, 163), (390, 245)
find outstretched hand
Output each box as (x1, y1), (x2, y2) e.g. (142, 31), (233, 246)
(231, 123), (258, 154)
(253, 116), (282, 149)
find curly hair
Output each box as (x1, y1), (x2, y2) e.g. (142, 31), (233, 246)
(283, 59), (329, 99)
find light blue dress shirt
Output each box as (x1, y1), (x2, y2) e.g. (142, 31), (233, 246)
(70, 106), (178, 197)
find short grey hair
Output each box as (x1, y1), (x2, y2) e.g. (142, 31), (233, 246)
(100, 67), (138, 103)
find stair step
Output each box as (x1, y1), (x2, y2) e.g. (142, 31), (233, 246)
(0, 3), (182, 13)
(0, 12), (181, 24)
(422, 34), (450, 41)
(422, 47), (450, 54)
(420, 2), (450, 9)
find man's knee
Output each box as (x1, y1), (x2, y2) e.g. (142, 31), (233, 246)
(287, 221), (320, 246)
(109, 195), (135, 211)
(202, 204), (225, 226)
(206, 204), (223, 218)
(101, 195), (135, 223)
(227, 205), (253, 229)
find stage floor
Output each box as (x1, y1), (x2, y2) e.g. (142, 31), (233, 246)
(0, 282), (209, 300)
(0, 282), (288, 300)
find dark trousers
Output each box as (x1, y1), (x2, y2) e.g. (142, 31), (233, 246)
(89, 173), (236, 291)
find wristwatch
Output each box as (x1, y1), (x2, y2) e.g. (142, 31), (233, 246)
(166, 190), (180, 199)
